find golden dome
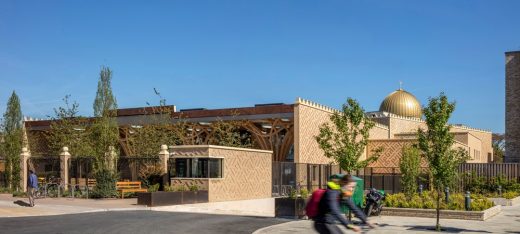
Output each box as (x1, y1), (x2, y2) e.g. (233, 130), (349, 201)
(379, 89), (422, 118)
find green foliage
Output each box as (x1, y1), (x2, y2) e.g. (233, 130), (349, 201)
(91, 66), (119, 174)
(148, 184), (160, 192)
(2, 91), (23, 191)
(400, 145), (421, 199)
(417, 93), (469, 230)
(164, 185), (175, 192)
(462, 171), (520, 196)
(502, 191), (519, 199)
(315, 98), (382, 173)
(385, 192), (493, 211)
(91, 168), (119, 198)
(300, 188), (309, 199)
(176, 185), (187, 192)
(47, 95), (94, 156)
(188, 185), (199, 192)
(492, 133), (504, 163)
(209, 119), (252, 148)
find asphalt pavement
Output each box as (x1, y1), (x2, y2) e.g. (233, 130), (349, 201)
(0, 211), (289, 234)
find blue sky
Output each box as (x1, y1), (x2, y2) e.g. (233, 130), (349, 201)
(1, 1), (518, 133)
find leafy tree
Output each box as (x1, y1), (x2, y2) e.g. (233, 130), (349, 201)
(47, 95), (93, 157)
(492, 133), (504, 163)
(1, 91), (23, 190)
(399, 145), (421, 199)
(417, 93), (468, 231)
(91, 66), (119, 197)
(208, 119), (252, 148)
(315, 98), (382, 173)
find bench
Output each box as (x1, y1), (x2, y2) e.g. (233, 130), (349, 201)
(116, 181), (147, 199)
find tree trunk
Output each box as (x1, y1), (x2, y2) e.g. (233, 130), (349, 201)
(436, 188), (441, 231)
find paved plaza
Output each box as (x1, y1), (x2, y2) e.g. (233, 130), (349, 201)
(256, 205), (520, 234)
(2, 193), (520, 233)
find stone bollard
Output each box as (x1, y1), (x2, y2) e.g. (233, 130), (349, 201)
(159, 145), (170, 189)
(20, 147), (31, 192)
(60, 147), (71, 191)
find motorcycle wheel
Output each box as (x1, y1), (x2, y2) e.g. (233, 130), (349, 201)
(365, 203), (374, 217)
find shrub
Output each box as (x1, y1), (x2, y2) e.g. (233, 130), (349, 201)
(148, 184), (160, 192)
(502, 191), (519, 199)
(91, 169), (119, 198)
(188, 185), (199, 192)
(400, 146), (421, 199)
(138, 164), (163, 189)
(176, 185), (187, 192)
(164, 185), (175, 192)
(385, 192), (493, 211)
(300, 188), (309, 199)
(288, 188), (298, 199)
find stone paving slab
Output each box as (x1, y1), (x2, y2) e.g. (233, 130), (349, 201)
(254, 205), (520, 234)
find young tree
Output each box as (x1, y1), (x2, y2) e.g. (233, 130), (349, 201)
(315, 98), (382, 173)
(417, 93), (468, 231)
(47, 95), (93, 157)
(492, 133), (505, 163)
(90, 66), (120, 198)
(399, 145), (421, 199)
(2, 91), (23, 190)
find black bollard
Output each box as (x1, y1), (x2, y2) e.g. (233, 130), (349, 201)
(498, 185), (502, 197)
(465, 191), (471, 211)
(445, 187), (450, 203)
(419, 184), (423, 195)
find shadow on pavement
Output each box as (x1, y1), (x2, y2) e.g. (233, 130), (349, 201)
(404, 225), (492, 233)
(13, 200), (31, 207)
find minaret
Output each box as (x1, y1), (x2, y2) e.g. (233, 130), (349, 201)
(506, 51), (520, 162)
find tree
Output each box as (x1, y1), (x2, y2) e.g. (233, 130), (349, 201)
(492, 133), (505, 163)
(417, 93), (468, 231)
(399, 145), (421, 199)
(2, 91), (23, 190)
(90, 66), (119, 198)
(47, 95), (93, 157)
(315, 98), (382, 173)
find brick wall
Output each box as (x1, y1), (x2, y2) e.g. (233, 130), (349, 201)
(506, 51), (520, 162)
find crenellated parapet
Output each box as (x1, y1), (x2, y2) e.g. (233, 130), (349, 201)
(295, 97), (338, 113)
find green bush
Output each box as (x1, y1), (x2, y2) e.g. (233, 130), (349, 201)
(188, 185), (199, 192)
(300, 189), (309, 199)
(91, 169), (119, 198)
(148, 184), (160, 192)
(176, 185), (187, 192)
(385, 192), (494, 211)
(502, 191), (519, 199)
(164, 185), (175, 192)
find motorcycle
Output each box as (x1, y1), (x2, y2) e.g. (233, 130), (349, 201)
(364, 188), (386, 216)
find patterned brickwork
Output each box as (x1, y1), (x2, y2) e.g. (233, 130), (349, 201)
(506, 52), (520, 162)
(294, 98), (335, 164)
(170, 145), (272, 202)
(208, 147), (272, 202)
(366, 139), (426, 168)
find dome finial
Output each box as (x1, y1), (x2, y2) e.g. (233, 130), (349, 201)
(399, 81), (403, 90)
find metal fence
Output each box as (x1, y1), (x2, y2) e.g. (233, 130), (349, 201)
(28, 157), (61, 182)
(272, 162), (520, 196)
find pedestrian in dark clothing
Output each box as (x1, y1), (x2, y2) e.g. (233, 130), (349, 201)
(314, 180), (361, 233)
(27, 170), (38, 207)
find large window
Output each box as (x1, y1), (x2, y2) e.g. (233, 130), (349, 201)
(173, 158), (223, 178)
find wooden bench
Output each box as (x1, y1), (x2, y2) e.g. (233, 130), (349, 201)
(116, 181), (147, 199)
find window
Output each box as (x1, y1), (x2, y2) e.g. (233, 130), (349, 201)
(173, 158), (223, 178)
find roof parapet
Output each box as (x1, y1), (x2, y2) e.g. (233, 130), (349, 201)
(295, 97), (338, 113)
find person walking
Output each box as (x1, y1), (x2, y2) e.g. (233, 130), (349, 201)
(27, 170), (38, 207)
(313, 177), (361, 233)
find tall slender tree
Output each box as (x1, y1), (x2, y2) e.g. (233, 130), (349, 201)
(90, 66), (119, 198)
(417, 93), (468, 231)
(2, 91), (23, 190)
(315, 98), (382, 173)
